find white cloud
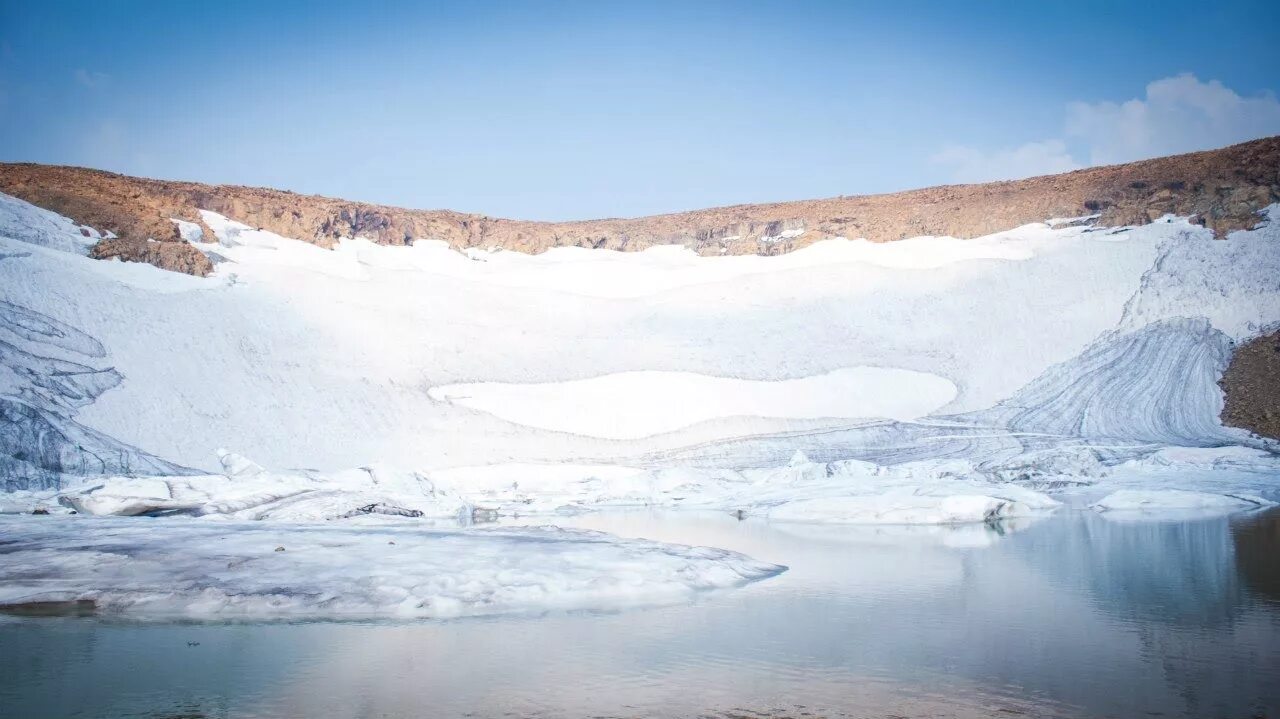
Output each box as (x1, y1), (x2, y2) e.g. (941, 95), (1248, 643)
(1065, 74), (1280, 165)
(931, 139), (1080, 184)
(74, 68), (110, 89)
(932, 74), (1280, 183)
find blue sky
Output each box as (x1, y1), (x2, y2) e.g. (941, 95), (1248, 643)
(2, 0), (1278, 220)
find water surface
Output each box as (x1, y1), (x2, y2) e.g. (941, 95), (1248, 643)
(2, 508), (1278, 718)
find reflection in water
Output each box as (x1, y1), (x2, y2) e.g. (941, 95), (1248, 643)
(1233, 507), (1280, 605)
(1001, 511), (1245, 626)
(0, 510), (1277, 719)
(975, 510), (1280, 719)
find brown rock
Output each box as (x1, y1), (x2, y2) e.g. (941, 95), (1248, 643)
(90, 237), (214, 276)
(1219, 331), (1280, 441)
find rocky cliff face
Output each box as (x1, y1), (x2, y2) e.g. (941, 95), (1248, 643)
(1220, 331), (1280, 441)
(89, 237), (213, 276)
(0, 136), (1276, 278)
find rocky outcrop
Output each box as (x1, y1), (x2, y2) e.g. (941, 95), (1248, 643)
(0, 136), (1277, 276)
(90, 236), (214, 276)
(1220, 330), (1280, 441)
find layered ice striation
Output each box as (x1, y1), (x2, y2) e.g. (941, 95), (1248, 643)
(985, 317), (1238, 446)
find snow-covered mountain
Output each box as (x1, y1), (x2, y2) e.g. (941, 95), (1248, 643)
(1, 145), (1278, 526)
(2, 146), (1279, 618)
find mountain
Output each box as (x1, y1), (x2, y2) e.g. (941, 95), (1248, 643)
(0, 137), (1276, 276)
(0, 140), (1277, 526)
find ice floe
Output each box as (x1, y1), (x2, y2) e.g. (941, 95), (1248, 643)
(0, 516), (784, 619)
(1091, 489), (1274, 519)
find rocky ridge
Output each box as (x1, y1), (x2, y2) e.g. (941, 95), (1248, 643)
(0, 136), (1277, 277)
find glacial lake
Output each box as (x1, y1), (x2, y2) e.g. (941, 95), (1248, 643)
(2, 508), (1278, 719)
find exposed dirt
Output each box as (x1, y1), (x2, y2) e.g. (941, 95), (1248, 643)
(1220, 331), (1280, 441)
(1, 136), (1276, 276)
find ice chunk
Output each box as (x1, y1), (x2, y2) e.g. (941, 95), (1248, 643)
(422, 455), (1061, 525)
(218, 449), (267, 477)
(57, 455), (474, 521)
(0, 517), (786, 619)
(1091, 489), (1273, 518)
(769, 491), (1034, 525)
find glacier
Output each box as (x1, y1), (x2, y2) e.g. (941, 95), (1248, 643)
(1, 190), (1279, 615)
(1, 192), (1277, 505)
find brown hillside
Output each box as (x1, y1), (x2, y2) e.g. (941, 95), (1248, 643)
(0, 136), (1277, 277)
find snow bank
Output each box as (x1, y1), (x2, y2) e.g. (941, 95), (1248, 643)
(427, 455), (1061, 525)
(0, 193), (98, 254)
(1119, 446), (1280, 470)
(429, 368), (957, 439)
(0, 516), (785, 619)
(1117, 207), (1280, 341)
(284, 232), (1036, 301)
(13, 450), (1062, 526)
(1091, 489), (1274, 518)
(58, 451), (473, 521)
(768, 493), (1032, 525)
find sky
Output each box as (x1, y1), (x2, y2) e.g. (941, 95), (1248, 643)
(1, 0), (1279, 221)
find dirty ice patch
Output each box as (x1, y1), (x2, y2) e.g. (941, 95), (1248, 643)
(428, 368), (958, 439)
(0, 517), (785, 619)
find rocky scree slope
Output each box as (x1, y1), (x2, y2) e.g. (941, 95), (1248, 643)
(1220, 331), (1280, 442)
(0, 137), (1276, 277)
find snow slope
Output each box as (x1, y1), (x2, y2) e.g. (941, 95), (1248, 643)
(2, 192), (1279, 521)
(428, 368), (957, 439)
